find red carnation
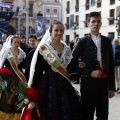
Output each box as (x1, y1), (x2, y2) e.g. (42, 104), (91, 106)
(0, 68), (12, 75)
(25, 88), (40, 102)
(0, 68), (12, 80)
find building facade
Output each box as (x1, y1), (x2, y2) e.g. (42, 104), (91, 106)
(39, 0), (61, 29)
(0, 0), (61, 39)
(62, 0), (120, 42)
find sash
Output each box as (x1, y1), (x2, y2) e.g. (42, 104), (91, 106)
(40, 44), (70, 81)
(7, 57), (26, 82)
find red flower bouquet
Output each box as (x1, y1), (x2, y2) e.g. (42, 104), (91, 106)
(16, 81), (40, 120)
(25, 88), (40, 102)
(0, 68), (12, 80)
(0, 68), (12, 91)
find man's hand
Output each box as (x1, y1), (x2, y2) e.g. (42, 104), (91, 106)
(90, 70), (102, 78)
(108, 90), (115, 99)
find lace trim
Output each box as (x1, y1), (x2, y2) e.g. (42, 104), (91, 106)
(7, 48), (26, 66)
(39, 40), (72, 69)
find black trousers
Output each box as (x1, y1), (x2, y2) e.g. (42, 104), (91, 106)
(80, 78), (109, 120)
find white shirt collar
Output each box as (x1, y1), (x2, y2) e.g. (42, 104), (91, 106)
(91, 34), (101, 40)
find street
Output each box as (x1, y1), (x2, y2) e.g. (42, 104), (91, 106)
(72, 83), (120, 120)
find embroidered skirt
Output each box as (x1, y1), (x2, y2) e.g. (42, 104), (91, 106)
(0, 71), (21, 120)
(31, 72), (82, 120)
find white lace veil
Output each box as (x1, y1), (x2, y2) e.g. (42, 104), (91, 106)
(28, 28), (50, 87)
(0, 35), (14, 68)
(0, 35), (26, 68)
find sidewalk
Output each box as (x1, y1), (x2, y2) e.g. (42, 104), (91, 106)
(72, 83), (120, 120)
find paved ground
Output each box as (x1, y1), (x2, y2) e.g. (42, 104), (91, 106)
(72, 83), (120, 120)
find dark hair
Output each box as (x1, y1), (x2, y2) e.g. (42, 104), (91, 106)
(49, 21), (64, 33)
(87, 12), (101, 22)
(28, 34), (37, 41)
(11, 35), (20, 44)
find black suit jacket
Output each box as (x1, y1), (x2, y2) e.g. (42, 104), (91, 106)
(67, 34), (115, 91)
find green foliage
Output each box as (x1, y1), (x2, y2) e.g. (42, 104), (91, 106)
(0, 73), (9, 80)
(15, 81), (28, 110)
(15, 81), (28, 95)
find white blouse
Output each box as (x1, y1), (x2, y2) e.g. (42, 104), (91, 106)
(7, 48), (26, 66)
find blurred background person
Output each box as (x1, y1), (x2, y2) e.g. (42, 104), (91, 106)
(70, 40), (74, 51)
(0, 33), (7, 47)
(108, 34), (115, 58)
(28, 34), (38, 49)
(114, 38), (120, 93)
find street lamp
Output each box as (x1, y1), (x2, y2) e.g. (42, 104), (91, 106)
(115, 12), (120, 38)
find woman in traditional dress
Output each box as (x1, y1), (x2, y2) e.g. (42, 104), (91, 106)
(25, 21), (82, 120)
(0, 35), (26, 120)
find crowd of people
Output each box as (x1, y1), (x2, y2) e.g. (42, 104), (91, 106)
(0, 11), (118, 120)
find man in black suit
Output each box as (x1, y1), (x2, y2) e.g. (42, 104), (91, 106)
(0, 33), (7, 45)
(68, 12), (115, 120)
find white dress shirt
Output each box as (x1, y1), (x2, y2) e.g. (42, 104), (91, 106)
(91, 34), (102, 68)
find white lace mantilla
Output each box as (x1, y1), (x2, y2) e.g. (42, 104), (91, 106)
(41, 40), (73, 69)
(7, 48), (26, 66)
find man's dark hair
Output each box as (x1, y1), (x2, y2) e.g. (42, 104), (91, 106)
(28, 34), (37, 40)
(87, 12), (101, 22)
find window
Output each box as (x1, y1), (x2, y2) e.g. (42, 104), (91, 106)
(54, 9), (57, 13)
(85, 0), (89, 10)
(65, 17), (69, 29)
(46, 19), (50, 24)
(66, 1), (70, 14)
(91, 0), (95, 6)
(75, 15), (79, 27)
(29, 3), (33, 17)
(53, 20), (58, 22)
(110, 0), (115, 5)
(97, 0), (101, 8)
(46, 9), (50, 13)
(85, 14), (89, 27)
(109, 9), (115, 25)
(75, 0), (79, 12)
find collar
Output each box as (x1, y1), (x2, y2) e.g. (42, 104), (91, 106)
(90, 34), (101, 42)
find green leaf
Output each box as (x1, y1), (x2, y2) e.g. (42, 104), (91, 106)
(15, 81), (28, 96)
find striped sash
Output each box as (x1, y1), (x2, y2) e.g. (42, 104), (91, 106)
(40, 44), (70, 81)
(7, 57), (26, 82)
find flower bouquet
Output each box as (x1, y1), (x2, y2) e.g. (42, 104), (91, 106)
(16, 81), (40, 120)
(0, 68), (12, 91)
